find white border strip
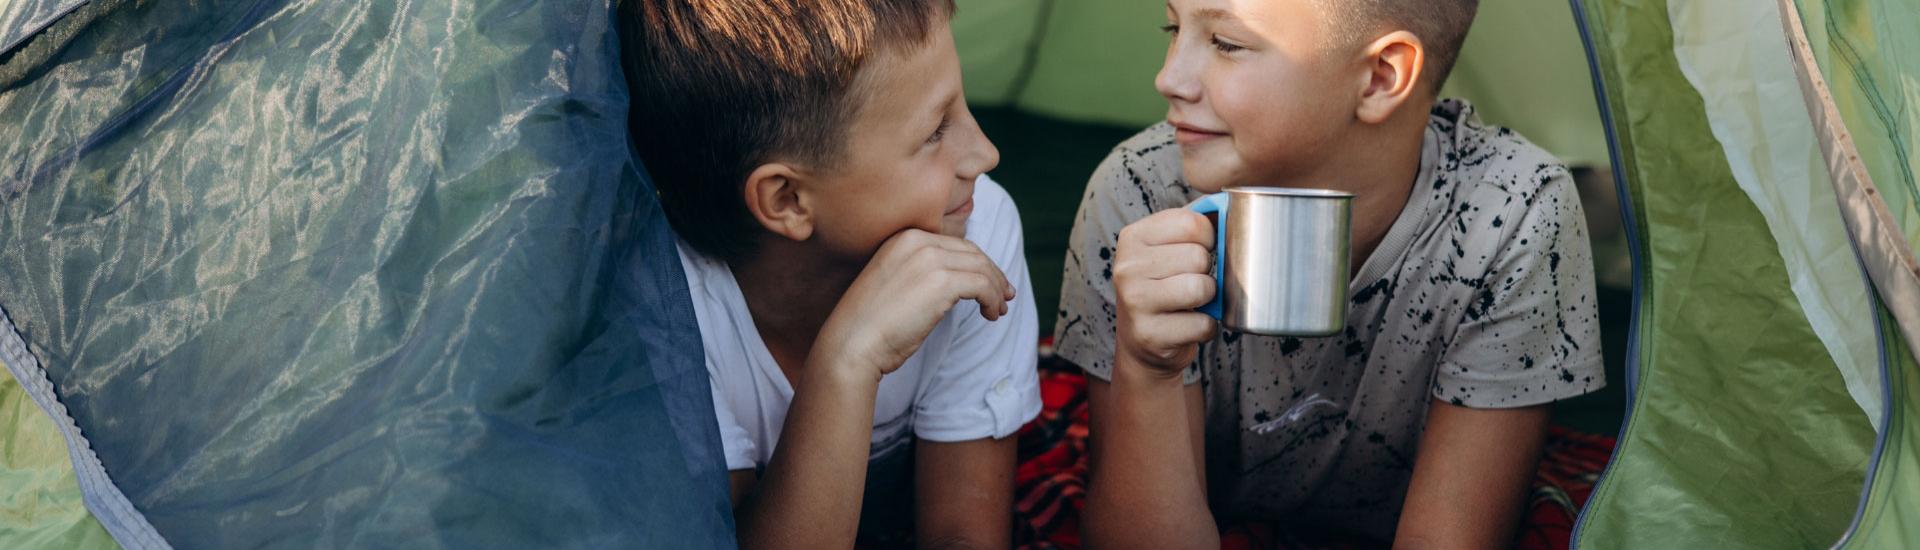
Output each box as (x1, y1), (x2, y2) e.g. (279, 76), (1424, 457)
(1774, 2), (1920, 390)
(0, 307), (171, 549)
(1772, 1), (1920, 548)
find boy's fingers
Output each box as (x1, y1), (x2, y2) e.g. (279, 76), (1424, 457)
(1144, 312), (1217, 348)
(1125, 273), (1212, 314)
(1160, 273), (1216, 310)
(1123, 210), (1214, 248)
(941, 240), (1014, 299)
(1137, 242), (1211, 280)
(948, 271), (1008, 321)
(927, 233), (994, 261)
(1127, 311), (1215, 364)
(896, 232), (1014, 315)
(1164, 312), (1218, 347)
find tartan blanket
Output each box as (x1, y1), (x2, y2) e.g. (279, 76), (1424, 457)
(1011, 347), (1616, 550)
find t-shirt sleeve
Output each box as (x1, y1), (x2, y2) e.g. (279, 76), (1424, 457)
(1433, 168), (1606, 408)
(679, 245), (764, 471)
(912, 176), (1043, 442)
(708, 377), (760, 471)
(1052, 126), (1204, 385)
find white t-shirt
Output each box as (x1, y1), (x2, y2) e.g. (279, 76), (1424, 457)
(681, 175), (1042, 471)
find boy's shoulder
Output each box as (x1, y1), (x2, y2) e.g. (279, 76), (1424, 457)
(1083, 122), (1194, 217)
(1428, 98), (1572, 204)
(1111, 121), (1181, 160)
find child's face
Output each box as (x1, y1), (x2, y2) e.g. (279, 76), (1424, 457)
(1157, 0), (1360, 192)
(807, 25), (999, 259)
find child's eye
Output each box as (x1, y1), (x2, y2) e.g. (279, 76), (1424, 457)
(925, 117), (952, 146)
(1159, 24), (1179, 35)
(1210, 36), (1245, 53)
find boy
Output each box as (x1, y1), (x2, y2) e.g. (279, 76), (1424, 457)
(619, 1), (1042, 548)
(1052, 0), (1604, 547)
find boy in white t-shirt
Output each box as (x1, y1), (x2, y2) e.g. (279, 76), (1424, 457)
(619, 0), (1041, 547)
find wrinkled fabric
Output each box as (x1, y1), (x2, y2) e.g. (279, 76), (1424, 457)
(1571, 0), (1876, 548)
(1781, 0), (1920, 547)
(0, 0), (733, 548)
(0, 0), (87, 53)
(0, 357), (117, 550)
(1668, 0), (1881, 431)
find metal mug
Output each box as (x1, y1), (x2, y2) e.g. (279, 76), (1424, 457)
(1188, 187), (1354, 336)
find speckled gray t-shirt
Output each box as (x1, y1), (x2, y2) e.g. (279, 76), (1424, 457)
(1052, 99), (1605, 539)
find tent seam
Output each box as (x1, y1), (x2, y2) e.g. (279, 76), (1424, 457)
(1565, 0), (1654, 546)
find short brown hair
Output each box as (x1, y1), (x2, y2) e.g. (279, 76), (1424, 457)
(617, 0), (956, 262)
(1324, 0), (1480, 92)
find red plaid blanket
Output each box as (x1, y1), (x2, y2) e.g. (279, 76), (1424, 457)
(1012, 352), (1616, 550)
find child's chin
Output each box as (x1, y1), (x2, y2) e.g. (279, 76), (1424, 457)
(1179, 169), (1232, 194)
(939, 217), (968, 237)
(1177, 152), (1234, 193)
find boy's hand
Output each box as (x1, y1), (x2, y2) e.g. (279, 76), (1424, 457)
(812, 229), (1015, 382)
(1114, 209), (1218, 379)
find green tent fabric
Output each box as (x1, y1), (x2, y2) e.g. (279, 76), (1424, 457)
(1570, 1), (1873, 546)
(9, 0), (1920, 546)
(1781, 1), (1920, 546)
(0, 0), (734, 547)
(0, 362), (114, 550)
(954, 0), (1612, 167)
(1572, 0), (1920, 547)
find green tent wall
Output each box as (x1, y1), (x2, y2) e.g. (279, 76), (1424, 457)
(7, 0), (1920, 548)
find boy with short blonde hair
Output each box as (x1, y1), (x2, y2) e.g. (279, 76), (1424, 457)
(1053, 0), (1604, 546)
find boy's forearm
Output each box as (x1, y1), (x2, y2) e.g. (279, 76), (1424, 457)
(915, 437), (1017, 550)
(1394, 401), (1551, 550)
(1084, 357), (1217, 550)
(735, 366), (880, 550)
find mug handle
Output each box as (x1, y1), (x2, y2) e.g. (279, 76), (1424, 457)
(1186, 193), (1228, 320)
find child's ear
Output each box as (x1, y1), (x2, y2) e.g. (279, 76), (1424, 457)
(1355, 30), (1424, 125)
(742, 162), (814, 242)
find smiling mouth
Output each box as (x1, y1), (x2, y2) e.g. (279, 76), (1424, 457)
(1171, 122), (1227, 144)
(945, 197), (974, 216)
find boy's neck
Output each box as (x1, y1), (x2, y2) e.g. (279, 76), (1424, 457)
(729, 240), (863, 380)
(1300, 101), (1431, 271)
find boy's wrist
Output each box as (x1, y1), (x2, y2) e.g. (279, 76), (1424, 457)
(1112, 352), (1190, 388)
(797, 356), (884, 394)
(807, 324), (894, 385)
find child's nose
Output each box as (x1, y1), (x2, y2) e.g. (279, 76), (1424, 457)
(957, 110), (1000, 179)
(1155, 48), (1201, 104)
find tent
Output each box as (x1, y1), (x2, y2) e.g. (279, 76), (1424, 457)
(5, 0), (1919, 548)
(1568, 0), (1920, 547)
(0, 0), (733, 548)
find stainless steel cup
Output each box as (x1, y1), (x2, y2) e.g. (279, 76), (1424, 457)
(1188, 187), (1354, 336)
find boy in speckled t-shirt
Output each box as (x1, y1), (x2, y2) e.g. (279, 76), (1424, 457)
(1055, 0), (1604, 547)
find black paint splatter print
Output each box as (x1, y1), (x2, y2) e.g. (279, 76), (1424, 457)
(1050, 100), (1606, 540)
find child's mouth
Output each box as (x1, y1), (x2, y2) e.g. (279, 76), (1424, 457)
(945, 198), (974, 217)
(1172, 122), (1228, 144)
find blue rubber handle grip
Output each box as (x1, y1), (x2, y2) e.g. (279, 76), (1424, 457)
(1186, 193), (1228, 320)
